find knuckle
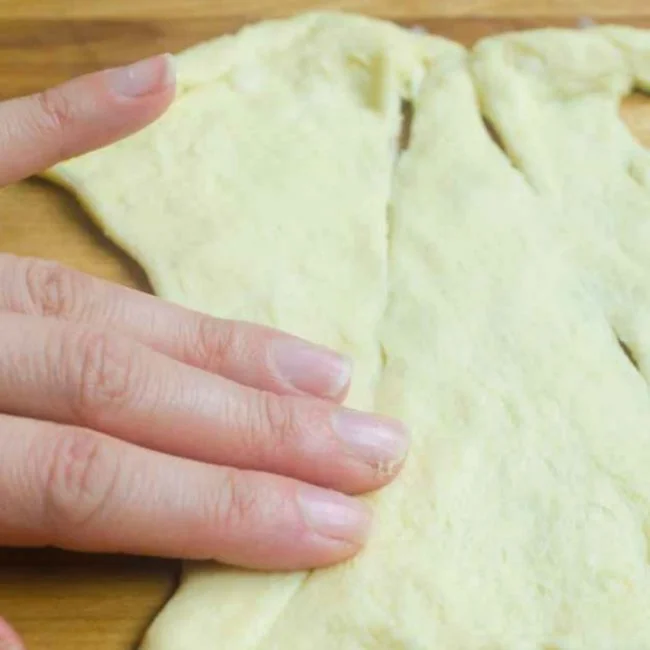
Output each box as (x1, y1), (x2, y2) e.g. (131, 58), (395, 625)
(256, 392), (303, 449)
(215, 469), (260, 531)
(37, 87), (74, 158)
(194, 315), (239, 371)
(66, 331), (139, 422)
(41, 429), (117, 534)
(18, 257), (88, 319)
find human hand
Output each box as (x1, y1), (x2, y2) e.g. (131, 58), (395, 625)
(0, 55), (410, 577)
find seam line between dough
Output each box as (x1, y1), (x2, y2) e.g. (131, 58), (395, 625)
(244, 60), (415, 650)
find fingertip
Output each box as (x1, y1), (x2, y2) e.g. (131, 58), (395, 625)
(249, 484), (372, 570)
(289, 494), (373, 569)
(343, 455), (409, 496)
(162, 53), (177, 89)
(104, 53), (176, 100)
(329, 408), (410, 491)
(72, 53), (176, 156)
(270, 337), (353, 402)
(330, 357), (353, 402)
(0, 52), (178, 183)
(297, 485), (372, 548)
(207, 472), (373, 571)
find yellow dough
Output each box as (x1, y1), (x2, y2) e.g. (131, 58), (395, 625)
(473, 27), (650, 376)
(44, 12), (650, 650)
(47, 12), (446, 411)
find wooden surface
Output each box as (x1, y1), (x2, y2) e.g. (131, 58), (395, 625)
(2, 1), (650, 648)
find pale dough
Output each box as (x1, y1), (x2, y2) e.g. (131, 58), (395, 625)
(473, 27), (650, 376)
(43, 12), (650, 650)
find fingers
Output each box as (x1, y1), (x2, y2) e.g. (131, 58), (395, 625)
(0, 254), (351, 401)
(0, 618), (24, 650)
(0, 54), (174, 185)
(0, 414), (371, 569)
(0, 312), (408, 495)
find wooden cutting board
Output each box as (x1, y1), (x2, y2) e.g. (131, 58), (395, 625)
(2, 1), (650, 648)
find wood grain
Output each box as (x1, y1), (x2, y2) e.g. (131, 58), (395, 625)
(0, 549), (176, 650)
(0, 180), (151, 287)
(2, 3), (650, 650)
(0, 0), (649, 19)
(3, 16), (650, 101)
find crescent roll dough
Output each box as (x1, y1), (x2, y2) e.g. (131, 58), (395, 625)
(45, 13), (650, 650)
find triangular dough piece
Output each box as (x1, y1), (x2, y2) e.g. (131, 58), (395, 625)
(44, 14), (650, 650)
(473, 28), (650, 377)
(46, 11), (444, 410)
(373, 49), (650, 650)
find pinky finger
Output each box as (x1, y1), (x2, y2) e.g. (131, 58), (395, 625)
(0, 414), (372, 570)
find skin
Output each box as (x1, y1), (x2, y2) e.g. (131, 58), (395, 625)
(0, 54), (410, 647)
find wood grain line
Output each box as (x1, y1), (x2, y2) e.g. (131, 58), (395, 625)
(2, 16), (650, 99)
(0, 0), (650, 19)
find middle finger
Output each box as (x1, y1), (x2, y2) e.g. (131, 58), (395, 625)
(0, 254), (352, 402)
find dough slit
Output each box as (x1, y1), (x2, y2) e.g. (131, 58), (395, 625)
(479, 112), (538, 190)
(398, 98), (415, 152)
(377, 95), (417, 393)
(616, 333), (642, 372)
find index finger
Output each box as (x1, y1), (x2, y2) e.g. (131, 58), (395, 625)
(0, 54), (175, 186)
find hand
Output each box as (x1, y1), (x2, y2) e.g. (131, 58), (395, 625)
(0, 56), (410, 575)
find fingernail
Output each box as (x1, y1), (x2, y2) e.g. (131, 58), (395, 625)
(298, 486), (372, 545)
(332, 409), (410, 470)
(271, 338), (352, 399)
(106, 53), (175, 98)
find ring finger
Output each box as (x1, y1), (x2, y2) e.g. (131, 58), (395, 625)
(0, 312), (409, 494)
(0, 413), (370, 569)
